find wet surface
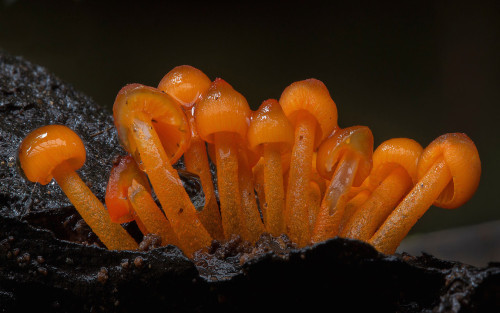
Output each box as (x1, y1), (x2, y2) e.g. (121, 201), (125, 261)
(1, 50), (499, 312)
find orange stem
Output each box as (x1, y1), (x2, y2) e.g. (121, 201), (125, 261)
(253, 161), (267, 226)
(338, 188), (371, 234)
(238, 151), (266, 242)
(368, 158), (451, 254)
(214, 132), (243, 239)
(311, 150), (360, 243)
(308, 181), (322, 234)
(263, 143), (286, 236)
(341, 166), (412, 241)
(184, 136), (224, 241)
(53, 164), (138, 250)
(131, 116), (212, 257)
(128, 180), (180, 247)
(285, 113), (316, 246)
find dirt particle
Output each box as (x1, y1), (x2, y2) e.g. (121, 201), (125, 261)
(138, 234), (161, 251)
(65, 257), (74, 264)
(37, 267), (48, 276)
(36, 255), (45, 264)
(120, 259), (129, 269)
(6, 251), (12, 259)
(12, 248), (20, 257)
(114, 300), (120, 307)
(97, 267), (109, 284)
(21, 253), (30, 262)
(134, 256), (144, 268)
(7, 236), (14, 243)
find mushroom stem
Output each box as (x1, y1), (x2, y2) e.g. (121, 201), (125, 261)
(131, 116), (212, 256)
(311, 149), (360, 243)
(368, 158), (451, 254)
(339, 189), (371, 232)
(184, 134), (224, 240)
(214, 132), (243, 239)
(52, 163), (138, 250)
(341, 166), (413, 241)
(238, 150), (265, 242)
(263, 143), (286, 236)
(128, 180), (180, 247)
(286, 112), (316, 246)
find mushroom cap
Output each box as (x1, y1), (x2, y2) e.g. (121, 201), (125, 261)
(279, 79), (338, 147)
(247, 99), (295, 156)
(194, 78), (251, 144)
(157, 65), (211, 109)
(18, 125), (86, 185)
(105, 155), (151, 224)
(113, 84), (190, 164)
(369, 138), (423, 187)
(417, 133), (481, 209)
(316, 126), (373, 186)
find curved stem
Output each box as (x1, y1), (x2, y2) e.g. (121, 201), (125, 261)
(214, 132), (243, 239)
(338, 188), (371, 234)
(263, 143), (286, 236)
(131, 116), (212, 257)
(311, 149), (360, 243)
(286, 113), (316, 247)
(238, 150), (265, 242)
(184, 137), (224, 241)
(53, 164), (138, 250)
(341, 166), (412, 241)
(128, 180), (180, 247)
(368, 158), (451, 254)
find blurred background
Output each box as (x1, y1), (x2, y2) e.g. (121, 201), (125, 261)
(0, 0), (498, 266)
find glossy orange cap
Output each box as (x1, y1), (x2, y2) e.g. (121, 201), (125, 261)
(316, 126), (373, 186)
(157, 65), (211, 108)
(247, 99), (294, 155)
(417, 133), (481, 209)
(279, 79), (338, 147)
(113, 84), (190, 164)
(18, 125), (86, 185)
(194, 78), (251, 144)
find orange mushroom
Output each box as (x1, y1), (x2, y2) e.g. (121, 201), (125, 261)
(247, 99), (294, 236)
(279, 79), (338, 246)
(195, 78), (252, 239)
(369, 133), (481, 254)
(311, 126), (373, 243)
(105, 155), (151, 226)
(113, 84), (211, 257)
(105, 155), (178, 246)
(18, 125), (138, 250)
(158, 65), (224, 240)
(340, 138), (423, 241)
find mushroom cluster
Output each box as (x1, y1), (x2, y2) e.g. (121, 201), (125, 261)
(18, 66), (481, 257)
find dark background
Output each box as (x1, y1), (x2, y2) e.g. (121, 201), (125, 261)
(0, 0), (498, 263)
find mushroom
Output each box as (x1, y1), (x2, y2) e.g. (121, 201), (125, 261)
(311, 126), (373, 243)
(158, 65), (224, 240)
(195, 78), (252, 239)
(340, 138), (423, 241)
(247, 99), (294, 236)
(368, 133), (481, 254)
(113, 84), (212, 257)
(18, 125), (138, 250)
(105, 155), (151, 229)
(105, 155), (178, 246)
(279, 79), (338, 246)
